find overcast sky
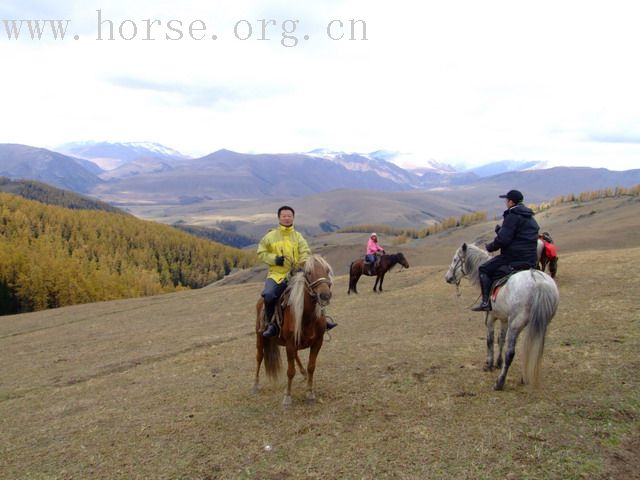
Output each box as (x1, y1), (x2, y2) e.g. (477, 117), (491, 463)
(1, 0), (639, 170)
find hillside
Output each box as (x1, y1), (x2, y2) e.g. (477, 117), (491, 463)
(0, 177), (125, 214)
(0, 199), (638, 478)
(0, 144), (103, 192)
(0, 192), (255, 315)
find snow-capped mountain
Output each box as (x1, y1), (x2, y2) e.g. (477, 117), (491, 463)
(306, 149), (419, 185)
(464, 160), (548, 177)
(58, 141), (189, 170)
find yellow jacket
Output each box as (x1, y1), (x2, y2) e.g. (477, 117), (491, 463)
(257, 225), (311, 283)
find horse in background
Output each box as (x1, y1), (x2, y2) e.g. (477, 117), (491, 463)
(445, 243), (559, 390)
(537, 232), (558, 278)
(347, 252), (410, 294)
(253, 255), (334, 406)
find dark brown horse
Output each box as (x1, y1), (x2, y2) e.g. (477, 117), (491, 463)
(347, 252), (409, 294)
(537, 238), (558, 279)
(253, 255), (334, 406)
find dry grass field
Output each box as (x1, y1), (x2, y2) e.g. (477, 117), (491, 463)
(1, 197), (639, 479)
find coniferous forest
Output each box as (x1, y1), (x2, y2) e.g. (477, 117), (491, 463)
(0, 192), (256, 315)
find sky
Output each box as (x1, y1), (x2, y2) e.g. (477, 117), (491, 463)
(1, 0), (639, 171)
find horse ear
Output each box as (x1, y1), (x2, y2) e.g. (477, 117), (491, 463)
(462, 243), (467, 252)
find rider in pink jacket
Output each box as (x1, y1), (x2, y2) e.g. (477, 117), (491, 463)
(366, 233), (385, 264)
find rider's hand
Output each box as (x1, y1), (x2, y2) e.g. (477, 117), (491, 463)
(494, 224), (501, 234)
(275, 256), (285, 266)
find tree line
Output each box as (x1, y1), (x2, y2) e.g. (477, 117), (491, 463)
(0, 192), (256, 315)
(337, 211), (488, 241)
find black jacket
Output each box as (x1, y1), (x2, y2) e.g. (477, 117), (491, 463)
(486, 204), (539, 266)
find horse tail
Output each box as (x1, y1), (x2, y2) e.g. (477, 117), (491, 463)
(522, 274), (559, 386)
(263, 337), (281, 380)
(347, 261), (355, 294)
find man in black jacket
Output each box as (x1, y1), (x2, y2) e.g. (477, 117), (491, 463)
(471, 189), (540, 311)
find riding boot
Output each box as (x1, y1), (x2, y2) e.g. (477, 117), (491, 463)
(471, 273), (493, 311)
(262, 302), (279, 338)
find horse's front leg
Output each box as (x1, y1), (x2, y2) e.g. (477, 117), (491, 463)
(295, 352), (307, 380)
(484, 313), (495, 371)
(494, 320), (525, 390)
(378, 273), (386, 292)
(283, 345), (296, 406)
(373, 275), (380, 292)
(496, 318), (507, 369)
(305, 337), (324, 404)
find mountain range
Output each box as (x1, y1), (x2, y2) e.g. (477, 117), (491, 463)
(1, 142), (639, 232)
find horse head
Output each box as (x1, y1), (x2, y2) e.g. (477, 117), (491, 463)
(396, 252), (410, 269)
(302, 254), (334, 307)
(445, 243), (468, 285)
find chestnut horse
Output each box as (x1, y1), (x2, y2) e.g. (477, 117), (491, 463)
(253, 255), (334, 406)
(347, 252), (409, 294)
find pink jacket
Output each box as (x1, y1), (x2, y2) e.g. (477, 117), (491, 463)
(366, 238), (384, 255)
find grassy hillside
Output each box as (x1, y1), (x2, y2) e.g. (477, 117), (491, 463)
(0, 192), (255, 314)
(0, 242), (637, 478)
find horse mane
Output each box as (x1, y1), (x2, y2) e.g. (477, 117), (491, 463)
(463, 244), (490, 286)
(288, 254), (333, 345)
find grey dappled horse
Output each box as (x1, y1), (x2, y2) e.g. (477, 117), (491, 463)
(445, 243), (559, 390)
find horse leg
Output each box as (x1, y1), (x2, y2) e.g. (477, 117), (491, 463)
(305, 338), (324, 404)
(550, 258), (558, 278)
(494, 318), (525, 391)
(295, 352), (307, 380)
(484, 313), (496, 371)
(373, 275), (379, 292)
(378, 273), (386, 292)
(283, 345), (296, 406)
(496, 318), (507, 369)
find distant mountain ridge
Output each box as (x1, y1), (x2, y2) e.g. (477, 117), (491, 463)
(58, 141), (189, 170)
(2, 143), (639, 215)
(0, 144), (103, 193)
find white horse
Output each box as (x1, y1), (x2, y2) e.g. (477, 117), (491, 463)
(445, 243), (559, 390)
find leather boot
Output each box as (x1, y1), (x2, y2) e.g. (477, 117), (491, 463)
(262, 303), (279, 337)
(471, 273), (493, 311)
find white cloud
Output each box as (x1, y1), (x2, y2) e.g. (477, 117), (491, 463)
(1, 0), (640, 170)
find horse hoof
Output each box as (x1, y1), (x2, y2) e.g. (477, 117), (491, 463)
(483, 364), (493, 372)
(251, 385), (259, 395)
(493, 382), (504, 391)
(305, 394), (316, 404)
(282, 396), (292, 407)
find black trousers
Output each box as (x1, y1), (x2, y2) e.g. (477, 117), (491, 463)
(478, 256), (514, 283)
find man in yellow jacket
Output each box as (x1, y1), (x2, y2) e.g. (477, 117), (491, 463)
(257, 205), (335, 337)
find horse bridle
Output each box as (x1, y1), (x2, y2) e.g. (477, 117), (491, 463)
(305, 275), (333, 302)
(452, 255), (468, 286)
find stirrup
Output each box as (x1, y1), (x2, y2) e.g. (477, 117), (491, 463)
(262, 322), (279, 338)
(471, 301), (491, 312)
